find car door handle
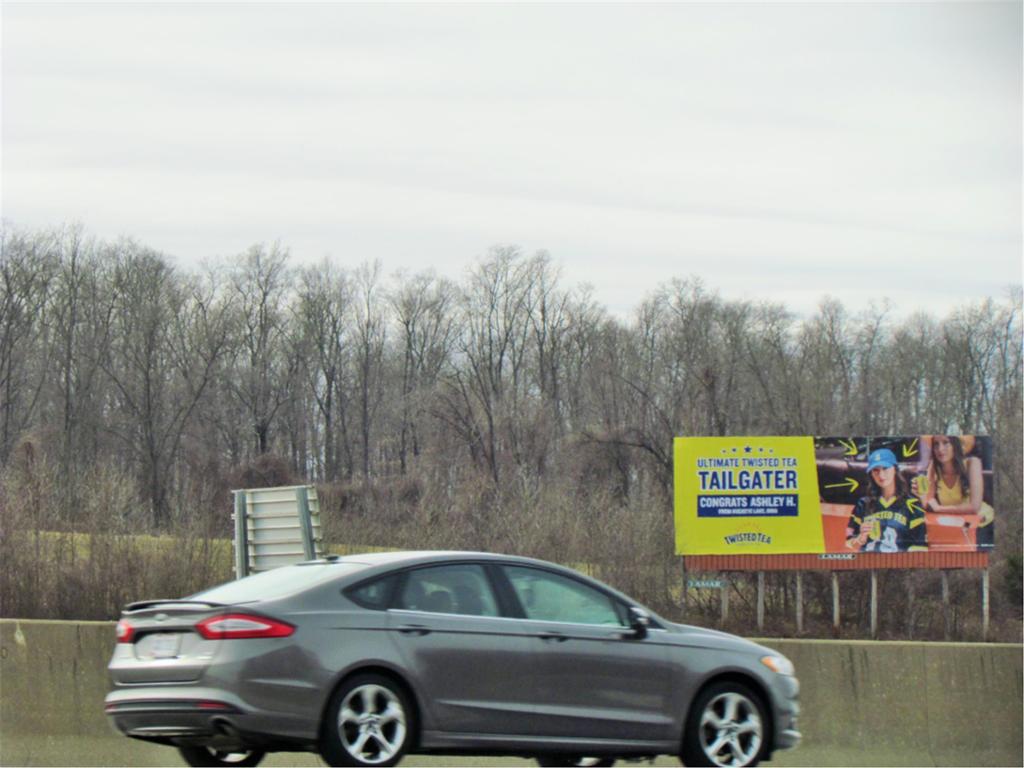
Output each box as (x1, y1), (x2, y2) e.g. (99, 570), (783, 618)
(397, 624), (431, 636)
(537, 631), (568, 642)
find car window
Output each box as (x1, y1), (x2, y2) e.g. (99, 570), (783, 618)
(346, 575), (398, 610)
(503, 566), (625, 626)
(397, 564), (500, 617)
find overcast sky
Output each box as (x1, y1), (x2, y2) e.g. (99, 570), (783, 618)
(2, 2), (1021, 317)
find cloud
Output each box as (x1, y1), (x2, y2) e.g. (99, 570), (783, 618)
(3, 2), (1020, 319)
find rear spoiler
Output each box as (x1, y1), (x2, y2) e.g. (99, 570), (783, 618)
(124, 599), (227, 613)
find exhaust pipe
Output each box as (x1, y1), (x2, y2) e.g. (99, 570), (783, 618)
(207, 717), (250, 753)
(213, 718), (237, 734)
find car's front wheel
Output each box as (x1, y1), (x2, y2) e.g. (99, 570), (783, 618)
(320, 673), (414, 767)
(177, 746), (265, 767)
(681, 682), (767, 767)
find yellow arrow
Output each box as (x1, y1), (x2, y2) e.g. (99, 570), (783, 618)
(902, 438), (919, 458)
(825, 477), (860, 493)
(907, 498), (923, 514)
(839, 439), (858, 456)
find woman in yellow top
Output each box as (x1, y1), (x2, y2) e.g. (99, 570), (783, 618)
(920, 435), (994, 550)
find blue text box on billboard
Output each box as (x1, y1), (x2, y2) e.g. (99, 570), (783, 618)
(697, 494), (799, 517)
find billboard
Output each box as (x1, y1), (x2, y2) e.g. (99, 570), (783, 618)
(674, 435), (993, 556)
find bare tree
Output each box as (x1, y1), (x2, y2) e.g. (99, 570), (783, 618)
(295, 260), (353, 480)
(228, 244), (295, 456)
(352, 261), (387, 479)
(0, 227), (58, 461)
(390, 270), (456, 474)
(439, 247), (536, 485)
(101, 243), (232, 526)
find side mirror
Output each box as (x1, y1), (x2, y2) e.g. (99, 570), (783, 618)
(628, 606), (651, 638)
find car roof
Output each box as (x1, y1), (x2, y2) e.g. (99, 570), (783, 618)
(302, 550), (664, 624)
(329, 550), (543, 567)
(322, 550), (614, 581)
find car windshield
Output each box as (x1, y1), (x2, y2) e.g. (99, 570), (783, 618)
(191, 562), (369, 603)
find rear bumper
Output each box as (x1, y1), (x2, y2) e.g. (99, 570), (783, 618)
(106, 698), (252, 749)
(104, 689), (315, 750)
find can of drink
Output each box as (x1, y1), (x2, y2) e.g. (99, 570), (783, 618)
(915, 473), (929, 497)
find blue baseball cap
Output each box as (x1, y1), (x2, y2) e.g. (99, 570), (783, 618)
(866, 448), (898, 472)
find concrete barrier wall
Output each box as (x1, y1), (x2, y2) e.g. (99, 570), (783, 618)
(1, 620), (1020, 767)
(759, 639), (1023, 766)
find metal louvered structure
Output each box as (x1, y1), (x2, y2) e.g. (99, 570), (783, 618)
(232, 485), (323, 577)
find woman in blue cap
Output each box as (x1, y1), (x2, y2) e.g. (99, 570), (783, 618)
(845, 448), (928, 553)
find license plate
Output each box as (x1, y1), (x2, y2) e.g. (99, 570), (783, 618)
(149, 633), (181, 659)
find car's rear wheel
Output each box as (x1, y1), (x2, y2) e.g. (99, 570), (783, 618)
(535, 757), (615, 767)
(320, 673), (414, 767)
(177, 746), (265, 767)
(681, 682), (767, 767)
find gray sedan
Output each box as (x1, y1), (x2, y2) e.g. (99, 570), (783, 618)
(105, 551), (800, 768)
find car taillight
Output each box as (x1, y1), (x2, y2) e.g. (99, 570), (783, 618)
(116, 619), (135, 643)
(195, 613), (295, 640)
(197, 701), (233, 710)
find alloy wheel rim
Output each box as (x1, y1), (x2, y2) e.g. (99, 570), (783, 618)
(698, 691), (763, 767)
(338, 684), (407, 765)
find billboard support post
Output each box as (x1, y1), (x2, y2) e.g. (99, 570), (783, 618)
(756, 572), (765, 632)
(795, 572), (804, 635)
(906, 575), (916, 638)
(831, 572), (840, 634)
(870, 570), (878, 639)
(720, 574), (729, 624)
(941, 570), (951, 640)
(982, 569), (990, 641)
(680, 558), (688, 619)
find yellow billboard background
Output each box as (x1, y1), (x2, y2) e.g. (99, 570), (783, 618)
(674, 436), (825, 555)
